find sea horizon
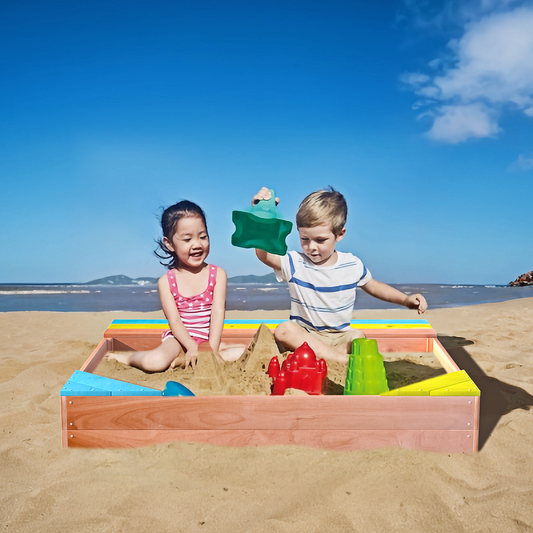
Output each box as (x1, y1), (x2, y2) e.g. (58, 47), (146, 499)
(0, 281), (531, 313)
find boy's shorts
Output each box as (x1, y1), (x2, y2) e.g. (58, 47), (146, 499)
(299, 324), (364, 348)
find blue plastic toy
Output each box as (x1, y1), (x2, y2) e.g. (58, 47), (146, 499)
(162, 381), (195, 397)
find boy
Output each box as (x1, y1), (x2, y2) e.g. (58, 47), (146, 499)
(252, 187), (427, 363)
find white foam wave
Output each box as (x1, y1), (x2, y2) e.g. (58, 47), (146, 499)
(0, 290), (90, 295)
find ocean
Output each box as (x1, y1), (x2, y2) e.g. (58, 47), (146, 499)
(0, 282), (531, 313)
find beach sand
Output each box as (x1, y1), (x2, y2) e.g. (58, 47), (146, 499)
(2, 299), (533, 532)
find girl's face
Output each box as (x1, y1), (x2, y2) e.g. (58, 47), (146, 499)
(164, 215), (209, 270)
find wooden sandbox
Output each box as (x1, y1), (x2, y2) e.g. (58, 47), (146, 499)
(60, 319), (480, 452)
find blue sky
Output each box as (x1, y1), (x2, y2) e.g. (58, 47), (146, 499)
(1, 0), (532, 285)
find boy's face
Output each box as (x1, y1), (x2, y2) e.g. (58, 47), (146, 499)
(298, 224), (345, 266)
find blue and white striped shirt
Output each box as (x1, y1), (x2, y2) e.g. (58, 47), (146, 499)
(275, 251), (372, 332)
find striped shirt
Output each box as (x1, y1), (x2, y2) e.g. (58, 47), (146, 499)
(163, 265), (217, 343)
(275, 251), (372, 332)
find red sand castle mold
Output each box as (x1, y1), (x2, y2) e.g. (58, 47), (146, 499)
(267, 342), (327, 395)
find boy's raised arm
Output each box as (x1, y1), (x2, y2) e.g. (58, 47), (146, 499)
(362, 279), (427, 314)
(255, 248), (282, 270)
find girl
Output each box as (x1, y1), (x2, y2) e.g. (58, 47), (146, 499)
(109, 200), (239, 371)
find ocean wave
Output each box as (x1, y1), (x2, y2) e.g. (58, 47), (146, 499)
(0, 290), (90, 295)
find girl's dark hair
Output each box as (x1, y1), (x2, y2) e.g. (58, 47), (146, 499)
(154, 200), (208, 269)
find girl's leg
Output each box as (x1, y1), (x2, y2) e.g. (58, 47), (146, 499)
(219, 342), (247, 362)
(107, 337), (183, 372)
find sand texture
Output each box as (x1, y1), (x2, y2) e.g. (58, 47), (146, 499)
(2, 300), (533, 532)
(98, 322), (444, 396)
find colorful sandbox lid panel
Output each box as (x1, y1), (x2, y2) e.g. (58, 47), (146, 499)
(105, 318), (436, 330)
(382, 369), (480, 396)
(60, 370), (194, 397)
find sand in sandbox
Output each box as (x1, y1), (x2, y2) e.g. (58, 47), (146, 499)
(96, 324), (445, 395)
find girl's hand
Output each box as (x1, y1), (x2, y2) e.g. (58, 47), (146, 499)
(170, 345), (199, 370)
(252, 187), (279, 206)
(212, 350), (225, 365)
(404, 294), (428, 314)
(184, 345), (199, 369)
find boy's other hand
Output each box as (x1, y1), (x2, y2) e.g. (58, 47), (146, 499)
(405, 294), (428, 314)
(252, 187), (279, 206)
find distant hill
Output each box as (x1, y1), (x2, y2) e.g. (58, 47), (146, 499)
(85, 275), (158, 286)
(85, 273), (279, 286)
(227, 273), (279, 284)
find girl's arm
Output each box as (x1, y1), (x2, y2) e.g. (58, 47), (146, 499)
(208, 267), (227, 362)
(361, 278), (427, 314)
(158, 274), (199, 367)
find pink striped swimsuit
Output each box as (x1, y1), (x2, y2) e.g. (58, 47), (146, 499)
(161, 265), (218, 345)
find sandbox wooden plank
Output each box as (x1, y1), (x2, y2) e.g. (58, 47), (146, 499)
(60, 396), (69, 448)
(110, 337), (251, 352)
(430, 338), (461, 373)
(65, 428), (477, 452)
(105, 332), (430, 354)
(375, 337), (430, 353)
(472, 396), (480, 450)
(106, 319), (434, 327)
(112, 337), (163, 351)
(65, 395), (476, 432)
(366, 328), (436, 339)
(105, 327), (436, 339)
(80, 338), (112, 373)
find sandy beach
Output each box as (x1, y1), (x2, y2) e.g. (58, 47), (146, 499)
(2, 298), (533, 532)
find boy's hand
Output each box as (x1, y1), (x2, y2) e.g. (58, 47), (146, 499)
(252, 187), (279, 206)
(405, 294), (428, 314)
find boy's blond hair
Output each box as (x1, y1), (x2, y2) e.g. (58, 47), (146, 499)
(296, 187), (347, 235)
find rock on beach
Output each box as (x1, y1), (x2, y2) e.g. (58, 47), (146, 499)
(509, 270), (533, 286)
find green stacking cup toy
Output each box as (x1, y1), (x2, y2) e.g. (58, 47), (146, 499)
(344, 338), (389, 395)
(231, 189), (293, 256)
